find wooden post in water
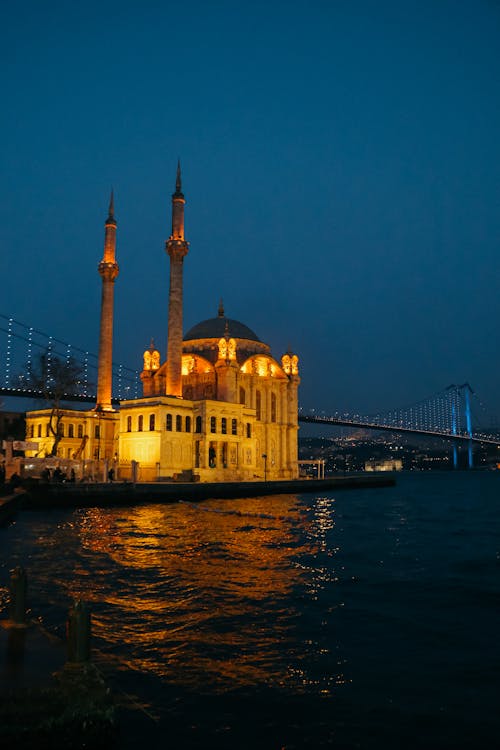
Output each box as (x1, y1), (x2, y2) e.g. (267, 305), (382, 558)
(9, 566), (27, 625)
(67, 599), (91, 664)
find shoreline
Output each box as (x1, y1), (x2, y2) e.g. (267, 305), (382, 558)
(24, 473), (396, 508)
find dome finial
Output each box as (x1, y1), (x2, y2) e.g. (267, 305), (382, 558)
(218, 298), (225, 318)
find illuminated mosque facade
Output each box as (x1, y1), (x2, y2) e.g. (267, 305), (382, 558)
(26, 167), (300, 482)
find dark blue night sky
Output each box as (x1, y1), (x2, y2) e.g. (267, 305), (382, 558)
(1, 0), (499, 419)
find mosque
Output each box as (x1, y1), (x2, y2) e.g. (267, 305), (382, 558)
(25, 167), (300, 482)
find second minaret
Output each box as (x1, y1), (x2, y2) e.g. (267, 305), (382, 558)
(96, 191), (119, 411)
(165, 162), (189, 397)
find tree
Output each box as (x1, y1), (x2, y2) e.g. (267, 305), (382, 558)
(24, 352), (88, 456)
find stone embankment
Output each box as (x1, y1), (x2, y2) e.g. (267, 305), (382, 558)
(24, 474), (395, 508)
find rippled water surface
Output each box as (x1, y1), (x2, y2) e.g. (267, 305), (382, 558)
(1, 472), (499, 748)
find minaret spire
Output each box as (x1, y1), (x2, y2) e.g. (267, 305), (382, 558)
(108, 188), (115, 220)
(166, 162), (189, 397)
(175, 160), (182, 195)
(96, 191), (119, 411)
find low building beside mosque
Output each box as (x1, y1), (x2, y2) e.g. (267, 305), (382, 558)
(25, 167), (300, 482)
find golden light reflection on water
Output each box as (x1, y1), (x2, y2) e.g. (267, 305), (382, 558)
(29, 494), (346, 693)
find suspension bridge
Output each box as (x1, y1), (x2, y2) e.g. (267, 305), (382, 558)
(1, 314), (498, 469)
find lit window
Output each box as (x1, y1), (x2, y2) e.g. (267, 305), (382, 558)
(271, 393), (277, 423)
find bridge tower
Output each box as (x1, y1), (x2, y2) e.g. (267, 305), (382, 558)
(165, 161), (189, 397)
(96, 191), (119, 411)
(463, 383), (474, 469)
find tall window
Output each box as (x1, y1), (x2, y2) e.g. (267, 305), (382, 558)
(166, 414), (172, 431)
(58, 423), (64, 437)
(30, 424), (34, 438)
(271, 393), (277, 423)
(231, 418), (237, 435)
(256, 391), (261, 420)
(68, 424), (74, 438)
(246, 423), (251, 438)
(239, 387), (246, 405)
(210, 416), (216, 433)
(37, 424), (42, 438)
(195, 416), (202, 433)
(138, 415), (143, 432)
(149, 414), (155, 431)
(176, 415), (182, 432)
(126, 416), (132, 432)
(94, 424), (100, 439)
(46, 424), (50, 437)
(78, 424), (83, 438)
(185, 416), (191, 433)
(221, 417), (227, 434)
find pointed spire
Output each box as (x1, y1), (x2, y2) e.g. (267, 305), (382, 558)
(106, 188), (116, 225)
(175, 159), (182, 195)
(218, 298), (225, 318)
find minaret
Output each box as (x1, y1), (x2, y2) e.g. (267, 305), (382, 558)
(96, 190), (119, 411)
(165, 162), (189, 397)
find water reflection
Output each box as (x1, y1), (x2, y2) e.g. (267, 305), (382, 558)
(2, 494), (346, 695)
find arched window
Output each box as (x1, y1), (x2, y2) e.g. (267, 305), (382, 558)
(126, 416), (132, 432)
(195, 416), (202, 433)
(68, 424), (74, 438)
(239, 387), (246, 405)
(256, 391), (261, 420)
(271, 393), (277, 423)
(246, 423), (251, 438)
(58, 423), (64, 437)
(221, 417), (227, 434)
(231, 418), (237, 435)
(176, 415), (182, 432)
(166, 414), (173, 431)
(149, 414), (155, 431)
(37, 424), (42, 438)
(185, 416), (191, 433)
(78, 424), (83, 438)
(138, 415), (143, 432)
(210, 416), (216, 433)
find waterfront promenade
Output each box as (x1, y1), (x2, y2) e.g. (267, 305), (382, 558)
(24, 474), (395, 507)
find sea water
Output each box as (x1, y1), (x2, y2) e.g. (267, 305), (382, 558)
(1, 471), (499, 748)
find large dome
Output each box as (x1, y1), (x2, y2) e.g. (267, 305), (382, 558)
(184, 317), (261, 342)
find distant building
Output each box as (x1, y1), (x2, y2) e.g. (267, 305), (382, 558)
(26, 167), (300, 481)
(364, 459), (403, 472)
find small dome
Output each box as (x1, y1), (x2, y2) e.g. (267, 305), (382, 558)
(184, 317), (261, 342)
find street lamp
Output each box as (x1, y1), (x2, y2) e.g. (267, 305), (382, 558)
(262, 453), (267, 482)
